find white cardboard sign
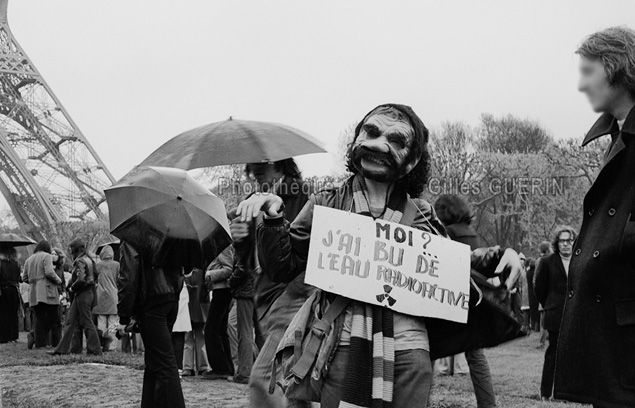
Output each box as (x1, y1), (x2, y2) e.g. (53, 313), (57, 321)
(305, 206), (472, 323)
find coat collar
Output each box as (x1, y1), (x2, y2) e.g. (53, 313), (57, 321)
(582, 105), (635, 147)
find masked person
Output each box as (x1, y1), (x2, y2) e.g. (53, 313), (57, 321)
(235, 104), (522, 408)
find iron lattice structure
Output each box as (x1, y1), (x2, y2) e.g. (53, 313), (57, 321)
(0, 0), (115, 240)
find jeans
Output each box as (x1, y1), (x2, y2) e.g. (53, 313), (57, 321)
(140, 300), (185, 408)
(172, 331), (185, 370)
(184, 323), (209, 372)
(235, 297), (258, 380)
(249, 328), (310, 408)
(33, 303), (62, 348)
(54, 290), (101, 355)
(541, 330), (559, 398)
(205, 288), (234, 375)
(465, 348), (497, 408)
(97, 314), (119, 351)
(321, 346), (433, 408)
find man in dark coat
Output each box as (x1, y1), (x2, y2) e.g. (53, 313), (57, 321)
(554, 26), (635, 408)
(534, 226), (576, 401)
(238, 159), (312, 408)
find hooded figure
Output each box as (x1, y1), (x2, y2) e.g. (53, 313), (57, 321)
(93, 244), (120, 351)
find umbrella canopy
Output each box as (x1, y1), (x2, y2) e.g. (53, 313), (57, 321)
(0, 233), (37, 247)
(139, 117), (327, 170)
(105, 167), (231, 266)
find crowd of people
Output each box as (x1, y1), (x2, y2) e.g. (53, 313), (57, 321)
(1, 25), (635, 408)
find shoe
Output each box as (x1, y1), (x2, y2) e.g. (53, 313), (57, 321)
(227, 376), (249, 384)
(201, 371), (230, 380)
(46, 350), (65, 356)
(181, 369), (195, 377)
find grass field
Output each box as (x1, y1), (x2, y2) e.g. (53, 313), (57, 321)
(0, 332), (590, 407)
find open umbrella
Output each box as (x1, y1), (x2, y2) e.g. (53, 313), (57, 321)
(0, 233), (37, 247)
(104, 167), (231, 266)
(138, 117), (327, 169)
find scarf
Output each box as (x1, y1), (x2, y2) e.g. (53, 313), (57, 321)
(339, 175), (407, 408)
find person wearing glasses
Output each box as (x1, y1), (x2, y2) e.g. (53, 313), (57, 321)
(534, 226), (576, 401)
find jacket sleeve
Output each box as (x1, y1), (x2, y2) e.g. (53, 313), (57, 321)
(43, 255), (61, 285)
(118, 242), (140, 325)
(229, 238), (252, 289)
(206, 246), (235, 283)
(256, 195), (315, 284)
(470, 245), (508, 279)
(534, 257), (548, 307)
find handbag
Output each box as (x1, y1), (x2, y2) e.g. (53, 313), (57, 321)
(426, 269), (526, 360)
(269, 291), (350, 401)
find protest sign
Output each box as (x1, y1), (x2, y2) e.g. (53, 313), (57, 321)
(305, 206), (471, 323)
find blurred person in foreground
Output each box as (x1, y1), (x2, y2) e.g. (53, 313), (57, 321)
(534, 226), (576, 402)
(554, 26), (635, 407)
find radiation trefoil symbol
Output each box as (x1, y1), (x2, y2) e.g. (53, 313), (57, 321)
(376, 285), (397, 307)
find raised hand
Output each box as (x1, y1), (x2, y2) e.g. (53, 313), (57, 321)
(235, 192), (284, 222)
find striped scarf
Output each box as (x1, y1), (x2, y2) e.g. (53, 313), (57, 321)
(339, 175), (407, 408)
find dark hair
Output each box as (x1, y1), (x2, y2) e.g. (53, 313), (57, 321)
(433, 194), (474, 226)
(68, 238), (86, 254)
(52, 248), (65, 267)
(577, 26), (635, 98)
(538, 240), (551, 255)
(244, 158), (301, 179)
(34, 239), (52, 254)
(551, 226), (577, 255)
(0, 245), (17, 261)
(345, 104), (431, 197)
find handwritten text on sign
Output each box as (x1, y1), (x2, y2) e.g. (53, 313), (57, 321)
(305, 206), (471, 323)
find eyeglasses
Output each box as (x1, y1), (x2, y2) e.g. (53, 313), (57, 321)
(558, 239), (574, 245)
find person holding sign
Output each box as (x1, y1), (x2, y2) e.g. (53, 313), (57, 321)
(235, 104), (522, 408)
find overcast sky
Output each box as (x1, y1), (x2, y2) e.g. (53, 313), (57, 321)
(8, 0), (635, 180)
